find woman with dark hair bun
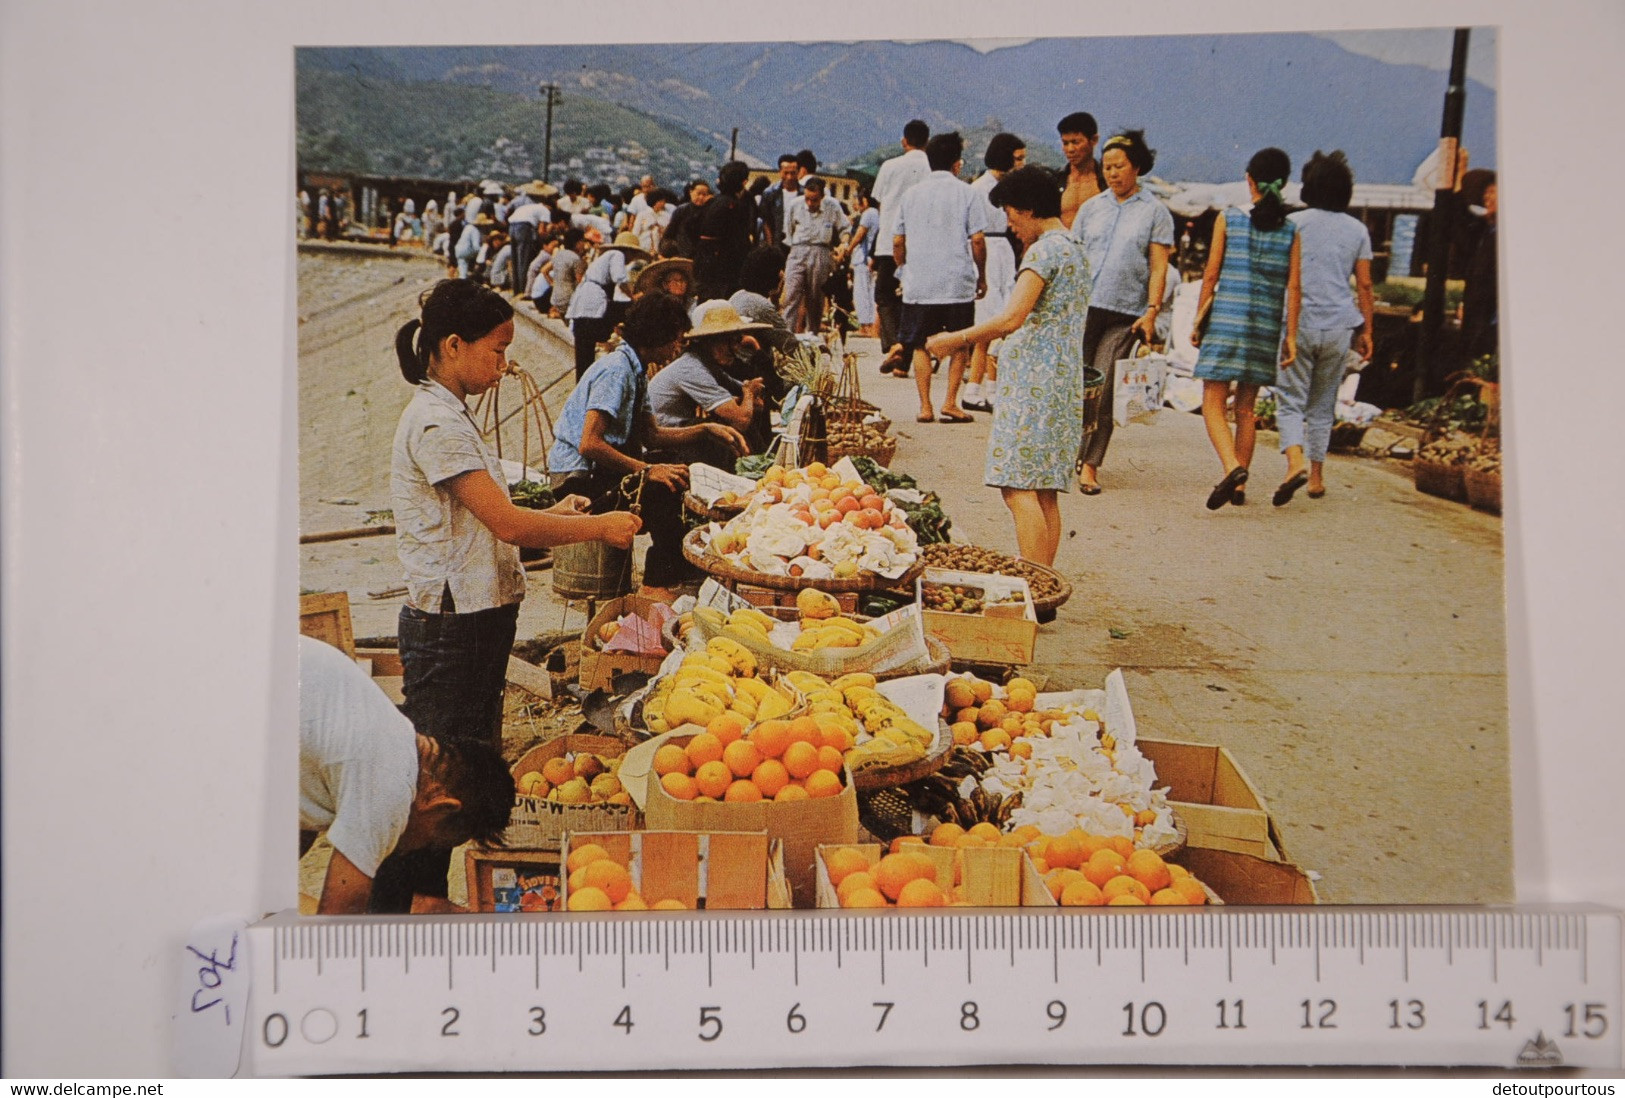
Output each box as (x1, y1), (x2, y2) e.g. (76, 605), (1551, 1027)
(1279, 150), (1375, 503)
(381, 279), (640, 911)
(1190, 147), (1302, 510)
(1071, 129), (1175, 493)
(922, 165), (1089, 567)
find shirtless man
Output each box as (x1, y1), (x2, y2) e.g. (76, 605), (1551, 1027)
(1057, 111), (1104, 230)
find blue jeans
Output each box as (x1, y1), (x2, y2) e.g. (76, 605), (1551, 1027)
(1276, 326), (1352, 463)
(368, 599), (519, 913)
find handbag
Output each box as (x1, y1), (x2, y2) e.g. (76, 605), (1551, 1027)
(1112, 341), (1168, 427)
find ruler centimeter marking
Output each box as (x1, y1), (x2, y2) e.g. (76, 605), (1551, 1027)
(245, 908), (1621, 1075)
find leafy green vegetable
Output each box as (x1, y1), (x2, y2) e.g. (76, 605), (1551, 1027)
(509, 480), (556, 510)
(849, 456), (917, 492)
(735, 454), (775, 479)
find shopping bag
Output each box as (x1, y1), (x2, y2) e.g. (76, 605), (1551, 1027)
(1112, 344), (1167, 427)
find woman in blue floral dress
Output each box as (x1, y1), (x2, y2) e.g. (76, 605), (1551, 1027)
(1191, 147), (1302, 510)
(926, 166), (1090, 566)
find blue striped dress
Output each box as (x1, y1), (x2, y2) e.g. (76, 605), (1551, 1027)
(1194, 207), (1296, 385)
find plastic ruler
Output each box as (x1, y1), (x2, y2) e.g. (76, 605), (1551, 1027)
(239, 907), (1621, 1075)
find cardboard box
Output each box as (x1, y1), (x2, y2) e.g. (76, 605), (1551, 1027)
(1173, 847), (1320, 905)
(300, 591), (356, 658)
(918, 568), (1038, 666)
(464, 848), (565, 913)
(505, 734), (640, 850)
(814, 843), (1056, 908)
(628, 733), (859, 907)
(579, 595), (672, 693)
(1137, 738), (1290, 861)
(561, 831), (793, 911)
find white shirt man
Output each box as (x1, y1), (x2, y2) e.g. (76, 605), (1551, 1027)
(781, 180), (852, 333)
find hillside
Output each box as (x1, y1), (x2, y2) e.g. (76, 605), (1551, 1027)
(299, 33), (1497, 184)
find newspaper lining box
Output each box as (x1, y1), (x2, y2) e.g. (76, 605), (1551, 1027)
(505, 734), (639, 850)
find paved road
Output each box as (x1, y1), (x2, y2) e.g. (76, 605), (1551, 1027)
(299, 250), (1511, 904)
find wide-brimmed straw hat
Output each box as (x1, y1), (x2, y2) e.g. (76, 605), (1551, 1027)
(685, 300), (772, 340)
(634, 256), (694, 296)
(601, 231), (652, 262)
(521, 180), (558, 198)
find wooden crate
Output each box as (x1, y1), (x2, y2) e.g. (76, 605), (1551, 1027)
(561, 831), (791, 911)
(299, 592), (355, 658)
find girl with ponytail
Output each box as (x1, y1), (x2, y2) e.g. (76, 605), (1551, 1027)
(373, 279), (641, 913)
(1190, 147), (1302, 510)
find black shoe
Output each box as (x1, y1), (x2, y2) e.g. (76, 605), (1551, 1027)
(1272, 471), (1309, 507)
(963, 399), (992, 412)
(1206, 466), (1249, 510)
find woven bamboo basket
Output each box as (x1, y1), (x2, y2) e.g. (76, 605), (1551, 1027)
(1464, 467), (1502, 513)
(682, 527), (926, 594)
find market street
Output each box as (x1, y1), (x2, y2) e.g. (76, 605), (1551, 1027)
(298, 248), (1511, 905)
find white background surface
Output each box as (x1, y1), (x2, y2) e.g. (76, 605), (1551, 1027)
(3, 0), (1621, 1078)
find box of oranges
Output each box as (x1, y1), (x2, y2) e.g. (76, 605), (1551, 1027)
(504, 733), (639, 851)
(558, 831), (793, 912)
(625, 712), (860, 907)
(814, 841), (1056, 909)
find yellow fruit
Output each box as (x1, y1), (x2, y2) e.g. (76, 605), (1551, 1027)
(836, 870), (878, 901)
(1045, 868), (1087, 902)
(951, 721), (980, 746)
(823, 847), (871, 887)
(930, 823), (965, 847)
(1083, 848), (1127, 888)
(897, 878), (947, 907)
(967, 822), (1002, 843)
(874, 852), (936, 901)
(651, 899), (689, 911)
(1107, 894), (1147, 906)
(783, 741), (819, 780)
(969, 678), (994, 704)
(567, 887), (613, 911)
(842, 887), (889, 909)
(796, 587), (841, 620)
(614, 893), (648, 911)
(979, 729), (1011, 752)
(774, 783), (809, 802)
(1102, 876), (1152, 904)
(1150, 888), (1187, 906)
(589, 774), (623, 799)
(566, 843), (610, 873)
(1126, 849), (1173, 893)
(553, 778), (592, 804)
(977, 700), (1007, 729)
(517, 770), (546, 796)
(583, 860), (633, 904)
(1060, 880), (1106, 907)
(944, 678), (978, 710)
(1172, 877), (1209, 905)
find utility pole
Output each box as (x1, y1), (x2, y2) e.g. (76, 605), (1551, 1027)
(539, 82), (560, 184)
(730, 127), (738, 162)
(1415, 28), (1470, 403)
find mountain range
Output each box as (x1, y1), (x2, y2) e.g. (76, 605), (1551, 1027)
(299, 33), (1497, 185)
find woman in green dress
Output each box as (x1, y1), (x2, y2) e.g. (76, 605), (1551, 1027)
(925, 166), (1090, 566)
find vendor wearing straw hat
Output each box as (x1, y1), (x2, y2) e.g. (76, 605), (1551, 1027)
(649, 299), (773, 457)
(633, 256), (695, 310)
(565, 230), (651, 379)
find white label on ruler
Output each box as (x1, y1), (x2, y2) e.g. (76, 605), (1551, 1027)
(172, 914), (251, 1077)
(246, 910), (1622, 1076)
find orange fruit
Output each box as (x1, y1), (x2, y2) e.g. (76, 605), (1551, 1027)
(751, 758), (790, 798)
(1102, 875), (1151, 904)
(1000, 713), (1025, 736)
(930, 822), (965, 847)
(722, 739), (762, 779)
(1134, 808), (1158, 827)
(1172, 877), (1209, 905)
(751, 720), (791, 759)
(542, 757), (575, 787)
(1076, 833), (1107, 861)
(724, 779), (763, 802)
(956, 706), (981, 726)
(874, 852), (936, 901)
(1045, 868), (1087, 901)
(583, 860), (633, 904)
(837, 870), (878, 901)
(786, 717), (820, 746)
(707, 712), (747, 745)
(815, 745), (845, 774)
(980, 729), (1012, 752)
(660, 772), (697, 801)
(1083, 848), (1127, 888)
(685, 732), (724, 768)
(783, 741), (819, 779)
(889, 835), (926, 853)
(567, 866), (589, 892)
(566, 887), (612, 912)
(1044, 835), (1084, 870)
(897, 878), (947, 907)
(954, 832), (987, 848)
(842, 888), (889, 909)
(614, 893), (648, 911)
(653, 744), (692, 777)
(967, 822), (1002, 844)
(1126, 849), (1172, 893)
(950, 721), (979, 746)
(969, 678), (994, 704)
(1060, 880), (1105, 907)
(804, 770), (842, 798)
(1006, 686), (1037, 713)
(1010, 740), (1033, 759)
(1149, 888), (1187, 906)
(998, 833), (1029, 848)
(651, 899), (688, 911)
(566, 843), (610, 873)
(815, 721), (853, 751)
(1107, 835), (1135, 859)
(1166, 863), (1190, 881)
(977, 700), (1007, 729)
(1030, 857), (1050, 874)
(1107, 894), (1146, 906)
(823, 847), (871, 887)
(944, 678), (977, 710)
(774, 783), (809, 802)
(1011, 824), (1042, 843)
(693, 760), (732, 799)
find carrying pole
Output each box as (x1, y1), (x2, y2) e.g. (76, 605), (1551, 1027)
(1415, 28), (1471, 403)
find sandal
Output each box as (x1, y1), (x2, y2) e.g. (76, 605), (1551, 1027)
(1307, 486), (1326, 499)
(938, 408), (974, 423)
(1273, 471), (1309, 507)
(916, 412), (936, 423)
(1206, 466), (1249, 510)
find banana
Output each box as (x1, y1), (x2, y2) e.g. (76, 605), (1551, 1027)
(705, 636), (758, 677)
(755, 690), (792, 722)
(733, 676), (773, 703)
(729, 692), (759, 720)
(723, 623), (770, 646)
(693, 606), (728, 629)
(790, 628), (829, 652)
(673, 664), (733, 692)
(831, 672), (878, 691)
(820, 616), (868, 640)
(728, 607), (778, 632)
(786, 671), (831, 693)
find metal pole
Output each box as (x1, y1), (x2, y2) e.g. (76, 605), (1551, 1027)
(1415, 28), (1471, 403)
(730, 127), (738, 162)
(540, 83), (559, 184)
